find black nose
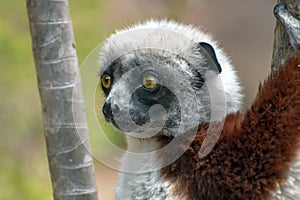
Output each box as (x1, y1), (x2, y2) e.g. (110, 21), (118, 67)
(102, 99), (113, 122)
(102, 99), (119, 122)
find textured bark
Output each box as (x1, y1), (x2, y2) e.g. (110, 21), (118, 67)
(26, 0), (98, 199)
(271, 0), (300, 71)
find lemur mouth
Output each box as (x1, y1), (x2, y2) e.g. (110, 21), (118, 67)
(111, 118), (121, 130)
(108, 113), (169, 137)
(108, 116), (143, 132)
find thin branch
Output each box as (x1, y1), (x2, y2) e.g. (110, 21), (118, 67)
(271, 0), (300, 71)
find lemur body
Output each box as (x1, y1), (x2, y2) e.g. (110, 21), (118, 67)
(100, 20), (243, 199)
(99, 5), (300, 200)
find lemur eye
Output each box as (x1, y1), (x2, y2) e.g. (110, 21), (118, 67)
(101, 74), (111, 89)
(143, 74), (157, 89)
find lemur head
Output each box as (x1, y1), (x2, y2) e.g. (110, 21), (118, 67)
(99, 20), (243, 138)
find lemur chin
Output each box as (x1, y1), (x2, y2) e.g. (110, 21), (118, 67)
(99, 4), (300, 200)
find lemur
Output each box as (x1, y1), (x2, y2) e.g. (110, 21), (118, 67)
(99, 4), (300, 200)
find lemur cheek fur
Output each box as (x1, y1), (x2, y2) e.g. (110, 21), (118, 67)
(99, 5), (300, 199)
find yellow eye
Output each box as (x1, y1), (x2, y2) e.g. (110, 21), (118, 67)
(143, 74), (157, 89)
(101, 74), (111, 89)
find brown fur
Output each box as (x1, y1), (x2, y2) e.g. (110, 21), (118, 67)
(160, 52), (300, 199)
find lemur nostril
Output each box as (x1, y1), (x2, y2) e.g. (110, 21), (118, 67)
(102, 100), (113, 121)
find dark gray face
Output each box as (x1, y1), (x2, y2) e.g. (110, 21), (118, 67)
(100, 44), (222, 138)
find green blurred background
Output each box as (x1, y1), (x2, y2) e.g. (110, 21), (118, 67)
(0, 0), (276, 199)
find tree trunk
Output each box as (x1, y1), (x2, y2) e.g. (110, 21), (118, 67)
(271, 0), (300, 71)
(26, 1), (98, 199)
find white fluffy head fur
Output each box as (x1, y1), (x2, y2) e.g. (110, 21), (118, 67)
(100, 20), (243, 117)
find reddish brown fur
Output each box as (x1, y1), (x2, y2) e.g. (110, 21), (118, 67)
(160, 52), (300, 199)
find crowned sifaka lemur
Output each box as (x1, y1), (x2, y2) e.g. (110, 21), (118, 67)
(99, 4), (300, 200)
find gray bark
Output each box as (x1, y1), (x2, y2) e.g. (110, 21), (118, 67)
(26, 0), (98, 199)
(271, 0), (300, 71)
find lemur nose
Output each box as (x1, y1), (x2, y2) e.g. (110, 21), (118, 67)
(102, 99), (119, 122)
(102, 99), (113, 121)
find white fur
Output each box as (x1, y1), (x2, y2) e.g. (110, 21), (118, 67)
(115, 136), (175, 200)
(271, 150), (300, 199)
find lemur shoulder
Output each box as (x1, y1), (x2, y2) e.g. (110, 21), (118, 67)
(99, 4), (300, 200)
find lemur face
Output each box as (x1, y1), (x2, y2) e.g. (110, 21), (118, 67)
(100, 44), (224, 138)
(99, 21), (243, 138)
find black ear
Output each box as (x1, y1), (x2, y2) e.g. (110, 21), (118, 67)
(198, 42), (222, 73)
